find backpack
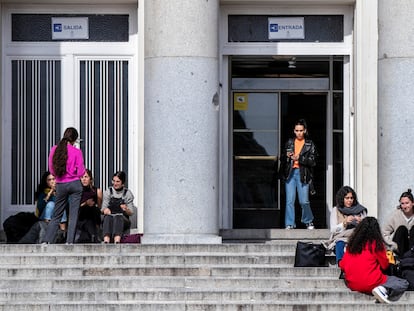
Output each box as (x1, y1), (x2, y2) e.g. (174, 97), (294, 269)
(108, 187), (128, 215)
(3, 212), (38, 243)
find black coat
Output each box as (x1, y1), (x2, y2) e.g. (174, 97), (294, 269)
(278, 137), (317, 184)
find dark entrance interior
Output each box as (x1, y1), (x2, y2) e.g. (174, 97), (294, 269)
(280, 93), (327, 229)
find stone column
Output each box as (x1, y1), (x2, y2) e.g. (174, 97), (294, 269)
(141, 0), (221, 244)
(378, 0), (414, 224)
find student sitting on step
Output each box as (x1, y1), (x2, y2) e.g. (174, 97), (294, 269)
(325, 186), (367, 263)
(382, 189), (414, 256)
(19, 171), (67, 244)
(339, 217), (409, 304)
(76, 169), (103, 243)
(101, 171), (134, 244)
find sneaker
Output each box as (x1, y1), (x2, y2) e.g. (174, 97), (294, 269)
(306, 222), (315, 230)
(285, 225), (294, 230)
(372, 286), (390, 304)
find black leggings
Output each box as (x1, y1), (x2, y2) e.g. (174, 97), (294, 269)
(393, 226), (414, 255)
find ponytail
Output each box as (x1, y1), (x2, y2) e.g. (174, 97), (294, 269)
(52, 127), (78, 177)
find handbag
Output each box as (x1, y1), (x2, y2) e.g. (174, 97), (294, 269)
(294, 241), (327, 267)
(120, 233), (143, 244)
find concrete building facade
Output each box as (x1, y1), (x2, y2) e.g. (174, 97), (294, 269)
(0, 0), (411, 243)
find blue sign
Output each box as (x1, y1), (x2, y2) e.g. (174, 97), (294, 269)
(269, 24), (279, 32)
(51, 17), (89, 40)
(53, 24), (62, 32)
(268, 17), (304, 40)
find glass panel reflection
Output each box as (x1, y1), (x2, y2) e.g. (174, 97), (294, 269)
(232, 91), (279, 216)
(233, 93), (278, 130)
(233, 159), (278, 210)
(233, 132), (277, 156)
(333, 92), (343, 130)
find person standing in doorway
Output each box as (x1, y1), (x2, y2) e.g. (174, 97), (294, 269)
(42, 127), (85, 244)
(279, 119), (317, 229)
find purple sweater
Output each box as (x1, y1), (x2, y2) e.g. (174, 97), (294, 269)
(48, 144), (86, 183)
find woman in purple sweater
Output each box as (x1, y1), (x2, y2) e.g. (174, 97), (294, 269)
(42, 127), (85, 244)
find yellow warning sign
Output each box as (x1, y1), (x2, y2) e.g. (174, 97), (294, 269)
(234, 93), (248, 111)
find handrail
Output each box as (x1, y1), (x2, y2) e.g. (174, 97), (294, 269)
(234, 155), (278, 160)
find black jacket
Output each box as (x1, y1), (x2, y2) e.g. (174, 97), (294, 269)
(278, 137), (317, 184)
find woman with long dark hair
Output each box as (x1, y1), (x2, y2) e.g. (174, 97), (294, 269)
(339, 217), (408, 303)
(279, 119), (317, 229)
(42, 127), (85, 244)
(326, 186), (367, 263)
(76, 169), (103, 243)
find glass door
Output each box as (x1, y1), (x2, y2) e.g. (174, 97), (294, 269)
(232, 92), (280, 228)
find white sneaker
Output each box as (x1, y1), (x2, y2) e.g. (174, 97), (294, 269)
(372, 286), (390, 304)
(285, 225), (294, 230)
(306, 222), (315, 230)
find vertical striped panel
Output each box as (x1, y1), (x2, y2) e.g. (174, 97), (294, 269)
(80, 60), (129, 190)
(11, 60), (61, 204)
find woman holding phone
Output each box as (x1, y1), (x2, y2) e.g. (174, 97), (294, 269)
(279, 119), (318, 229)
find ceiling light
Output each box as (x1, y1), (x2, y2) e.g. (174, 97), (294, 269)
(288, 57), (296, 69)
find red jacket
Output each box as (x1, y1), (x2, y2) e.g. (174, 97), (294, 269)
(339, 240), (389, 293)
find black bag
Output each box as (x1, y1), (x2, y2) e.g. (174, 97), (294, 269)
(402, 270), (414, 290)
(3, 212), (38, 243)
(294, 241), (327, 267)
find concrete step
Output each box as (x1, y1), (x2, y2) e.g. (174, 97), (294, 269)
(0, 241), (410, 311)
(220, 228), (331, 241)
(0, 254), (298, 265)
(1, 287), (413, 303)
(0, 301), (412, 311)
(0, 241), (305, 253)
(0, 266), (341, 278)
(0, 275), (345, 290)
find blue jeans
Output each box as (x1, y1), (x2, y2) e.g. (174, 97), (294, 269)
(335, 240), (345, 263)
(383, 275), (409, 301)
(285, 168), (314, 227)
(40, 201), (67, 222)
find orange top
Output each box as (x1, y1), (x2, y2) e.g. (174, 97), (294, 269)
(293, 139), (305, 168)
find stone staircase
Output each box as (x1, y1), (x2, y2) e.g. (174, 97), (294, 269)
(0, 230), (413, 310)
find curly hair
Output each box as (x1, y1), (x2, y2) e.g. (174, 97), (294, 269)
(346, 216), (385, 254)
(34, 171), (52, 199)
(52, 127), (78, 177)
(335, 186), (359, 208)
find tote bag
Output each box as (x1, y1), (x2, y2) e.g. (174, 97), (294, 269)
(294, 241), (327, 267)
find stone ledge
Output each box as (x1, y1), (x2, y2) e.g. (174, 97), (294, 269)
(220, 229), (330, 241)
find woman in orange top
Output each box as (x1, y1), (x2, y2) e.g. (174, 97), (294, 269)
(279, 119), (317, 229)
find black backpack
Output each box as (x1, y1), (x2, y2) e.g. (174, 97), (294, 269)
(3, 212), (38, 243)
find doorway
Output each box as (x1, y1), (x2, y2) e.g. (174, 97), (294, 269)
(230, 55), (342, 229)
(279, 93), (327, 229)
(1, 6), (139, 226)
